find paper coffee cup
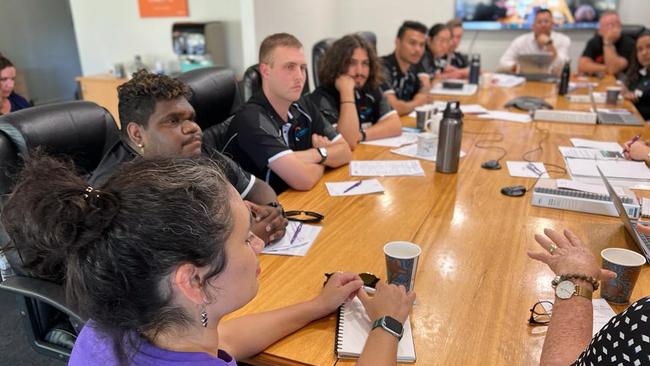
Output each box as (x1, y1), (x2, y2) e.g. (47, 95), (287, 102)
(384, 241), (421, 292)
(600, 248), (646, 304)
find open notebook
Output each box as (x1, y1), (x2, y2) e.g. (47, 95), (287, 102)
(335, 297), (416, 362)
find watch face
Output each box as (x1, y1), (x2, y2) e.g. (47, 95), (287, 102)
(319, 147), (328, 158)
(383, 316), (403, 334)
(556, 280), (575, 299)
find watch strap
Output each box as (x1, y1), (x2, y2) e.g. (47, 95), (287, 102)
(371, 316), (403, 340)
(317, 147), (327, 164)
(575, 285), (593, 300)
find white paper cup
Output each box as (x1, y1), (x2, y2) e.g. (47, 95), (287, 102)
(384, 241), (421, 292)
(417, 132), (437, 157)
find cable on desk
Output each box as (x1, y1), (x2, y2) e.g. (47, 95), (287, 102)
(464, 130), (508, 163)
(520, 123), (568, 193)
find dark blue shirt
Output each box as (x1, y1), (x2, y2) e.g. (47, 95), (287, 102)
(8, 92), (30, 112)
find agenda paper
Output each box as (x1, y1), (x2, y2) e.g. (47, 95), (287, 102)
(262, 221), (321, 256)
(360, 132), (418, 147)
(325, 179), (385, 196)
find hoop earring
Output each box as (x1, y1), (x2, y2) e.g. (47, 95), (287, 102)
(200, 303), (208, 328)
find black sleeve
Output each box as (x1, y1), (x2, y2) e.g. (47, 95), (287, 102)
(618, 36), (636, 61)
(581, 36), (601, 60)
(302, 98), (339, 141)
(205, 149), (253, 197)
(232, 109), (291, 172)
(380, 59), (395, 94)
(571, 296), (650, 365)
(308, 88), (339, 126)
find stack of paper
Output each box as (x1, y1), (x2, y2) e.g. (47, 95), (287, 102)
(539, 299), (615, 336)
(478, 111), (532, 123)
(490, 73), (526, 88)
(506, 161), (549, 178)
(565, 158), (650, 189)
(350, 160), (424, 176)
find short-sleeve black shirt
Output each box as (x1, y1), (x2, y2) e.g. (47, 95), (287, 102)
(581, 34), (636, 75)
(308, 84), (395, 129)
(419, 49), (447, 77)
(380, 52), (426, 101)
(225, 91), (339, 193)
(87, 138), (254, 197)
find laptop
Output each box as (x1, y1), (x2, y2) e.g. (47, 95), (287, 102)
(515, 53), (558, 82)
(588, 84), (642, 125)
(598, 166), (650, 261)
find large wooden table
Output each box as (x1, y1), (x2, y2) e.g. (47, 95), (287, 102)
(232, 77), (649, 366)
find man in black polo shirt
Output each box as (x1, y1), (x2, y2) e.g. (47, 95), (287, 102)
(446, 18), (470, 78)
(578, 11), (635, 77)
(380, 20), (430, 116)
(88, 70), (287, 244)
(308, 34), (401, 149)
(226, 33), (351, 193)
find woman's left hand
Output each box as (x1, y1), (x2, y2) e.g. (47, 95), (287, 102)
(311, 272), (363, 318)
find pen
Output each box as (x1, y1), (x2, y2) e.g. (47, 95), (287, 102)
(630, 134), (641, 144)
(289, 222), (303, 245)
(363, 286), (376, 294)
(526, 163), (544, 176)
(342, 180), (363, 193)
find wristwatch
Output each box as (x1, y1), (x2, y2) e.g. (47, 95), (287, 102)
(553, 280), (593, 300)
(360, 129), (367, 142)
(371, 316), (403, 340)
(316, 147), (328, 164)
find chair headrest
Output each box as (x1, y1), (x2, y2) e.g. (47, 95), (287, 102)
(0, 132), (19, 195)
(356, 31), (377, 48)
(176, 67), (241, 130)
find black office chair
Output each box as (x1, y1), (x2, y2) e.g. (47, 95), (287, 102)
(312, 38), (336, 88)
(356, 31), (377, 49)
(240, 63), (311, 103)
(0, 101), (119, 362)
(622, 25), (646, 41)
(177, 67), (243, 152)
(176, 66), (242, 131)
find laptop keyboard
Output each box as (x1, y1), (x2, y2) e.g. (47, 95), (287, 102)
(598, 112), (641, 125)
(633, 222), (650, 248)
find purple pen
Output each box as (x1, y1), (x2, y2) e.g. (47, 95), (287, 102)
(289, 222), (303, 245)
(342, 180), (363, 193)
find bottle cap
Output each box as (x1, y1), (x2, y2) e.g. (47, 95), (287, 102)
(443, 101), (463, 119)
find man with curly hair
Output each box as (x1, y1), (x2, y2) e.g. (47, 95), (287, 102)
(88, 70), (287, 244)
(309, 34), (401, 149)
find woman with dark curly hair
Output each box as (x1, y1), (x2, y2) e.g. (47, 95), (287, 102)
(1, 155), (415, 366)
(309, 34), (401, 149)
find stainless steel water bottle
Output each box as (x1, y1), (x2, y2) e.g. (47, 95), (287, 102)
(558, 61), (570, 96)
(436, 101), (463, 174)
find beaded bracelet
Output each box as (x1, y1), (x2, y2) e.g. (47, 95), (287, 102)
(552, 273), (599, 291)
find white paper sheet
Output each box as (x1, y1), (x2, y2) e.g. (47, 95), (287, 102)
(390, 143), (466, 162)
(325, 179), (385, 196)
(558, 146), (623, 160)
(262, 221), (322, 256)
(566, 159), (650, 180)
(506, 161), (550, 178)
(490, 73), (526, 88)
(360, 132), (418, 147)
(350, 160), (425, 176)
(478, 111), (532, 123)
(570, 138), (623, 153)
(556, 179), (624, 196)
(460, 104), (488, 114)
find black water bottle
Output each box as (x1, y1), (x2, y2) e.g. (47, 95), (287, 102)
(436, 101), (464, 174)
(468, 54), (480, 85)
(558, 61), (570, 96)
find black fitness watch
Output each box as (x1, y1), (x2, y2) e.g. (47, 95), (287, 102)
(316, 147), (328, 164)
(371, 316), (403, 340)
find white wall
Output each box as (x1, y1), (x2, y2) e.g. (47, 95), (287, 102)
(69, 0), (243, 75)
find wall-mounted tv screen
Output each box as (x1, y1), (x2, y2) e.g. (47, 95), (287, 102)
(456, 0), (619, 30)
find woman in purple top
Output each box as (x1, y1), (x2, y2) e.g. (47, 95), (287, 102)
(2, 155), (415, 366)
(0, 54), (30, 115)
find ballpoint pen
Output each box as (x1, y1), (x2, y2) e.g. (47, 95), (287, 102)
(289, 222), (303, 245)
(342, 180), (363, 193)
(526, 163), (544, 176)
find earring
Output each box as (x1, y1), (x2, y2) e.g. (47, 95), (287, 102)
(137, 143), (145, 155)
(200, 303), (208, 328)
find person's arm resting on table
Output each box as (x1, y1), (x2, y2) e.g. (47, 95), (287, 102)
(364, 111), (401, 141)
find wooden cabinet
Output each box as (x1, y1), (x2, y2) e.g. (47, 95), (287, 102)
(76, 74), (126, 128)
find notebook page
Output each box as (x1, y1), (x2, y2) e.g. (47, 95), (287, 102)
(337, 297), (415, 362)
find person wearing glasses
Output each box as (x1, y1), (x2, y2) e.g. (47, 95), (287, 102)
(419, 24), (459, 81)
(380, 21), (430, 116)
(528, 227), (650, 365)
(497, 9), (571, 75)
(88, 70), (287, 245)
(2, 155), (416, 366)
(309, 34), (401, 150)
(225, 33), (352, 193)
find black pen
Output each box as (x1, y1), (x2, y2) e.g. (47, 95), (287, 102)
(289, 222), (303, 245)
(342, 180), (363, 193)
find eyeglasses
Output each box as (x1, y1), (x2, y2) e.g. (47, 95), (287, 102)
(285, 210), (324, 223)
(324, 272), (380, 288)
(528, 300), (553, 326)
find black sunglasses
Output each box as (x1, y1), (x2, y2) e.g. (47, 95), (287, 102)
(324, 272), (380, 288)
(285, 210), (324, 223)
(528, 300), (553, 326)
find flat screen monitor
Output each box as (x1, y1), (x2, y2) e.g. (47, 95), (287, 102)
(456, 0), (619, 30)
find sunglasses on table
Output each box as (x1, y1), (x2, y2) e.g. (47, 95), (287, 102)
(324, 272), (380, 288)
(285, 210), (324, 223)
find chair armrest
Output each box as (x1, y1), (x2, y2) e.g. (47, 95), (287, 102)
(0, 276), (86, 327)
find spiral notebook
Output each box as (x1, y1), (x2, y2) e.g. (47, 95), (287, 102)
(335, 297), (416, 362)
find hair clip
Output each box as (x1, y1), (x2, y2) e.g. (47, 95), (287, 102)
(82, 186), (100, 200)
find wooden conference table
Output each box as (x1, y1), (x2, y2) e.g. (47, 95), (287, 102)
(231, 76), (649, 366)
